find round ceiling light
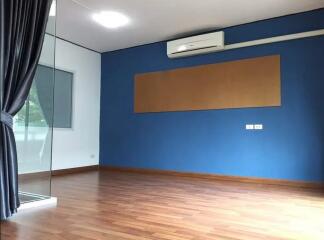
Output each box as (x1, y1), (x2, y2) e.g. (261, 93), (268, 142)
(92, 11), (130, 29)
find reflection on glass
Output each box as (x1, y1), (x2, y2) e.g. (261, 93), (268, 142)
(14, 0), (56, 203)
(14, 68), (54, 198)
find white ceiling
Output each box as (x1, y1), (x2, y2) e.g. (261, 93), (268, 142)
(55, 0), (324, 53)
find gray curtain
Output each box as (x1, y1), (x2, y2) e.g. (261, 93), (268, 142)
(0, 0), (52, 220)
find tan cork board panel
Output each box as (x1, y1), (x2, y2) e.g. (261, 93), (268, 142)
(134, 55), (281, 113)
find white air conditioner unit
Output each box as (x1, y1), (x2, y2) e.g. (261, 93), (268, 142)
(167, 31), (224, 58)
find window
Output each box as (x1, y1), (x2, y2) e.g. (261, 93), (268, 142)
(15, 65), (73, 129)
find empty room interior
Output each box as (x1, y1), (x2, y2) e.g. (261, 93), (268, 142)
(1, 0), (324, 239)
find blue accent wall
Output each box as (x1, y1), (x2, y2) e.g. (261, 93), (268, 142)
(100, 9), (324, 182)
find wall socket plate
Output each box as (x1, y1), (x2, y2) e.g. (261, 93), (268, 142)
(254, 124), (263, 130)
(246, 124), (263, 130)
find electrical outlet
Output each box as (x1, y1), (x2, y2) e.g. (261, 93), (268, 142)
(254, 124), (263, 130)
(246, 124), (254, 130)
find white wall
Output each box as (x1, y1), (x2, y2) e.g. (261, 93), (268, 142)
(52, 38), (101, 170)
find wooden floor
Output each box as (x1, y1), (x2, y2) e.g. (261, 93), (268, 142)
(1, 170), (324, 240)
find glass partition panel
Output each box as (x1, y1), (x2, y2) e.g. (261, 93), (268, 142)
(14, 0), (56, 203)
